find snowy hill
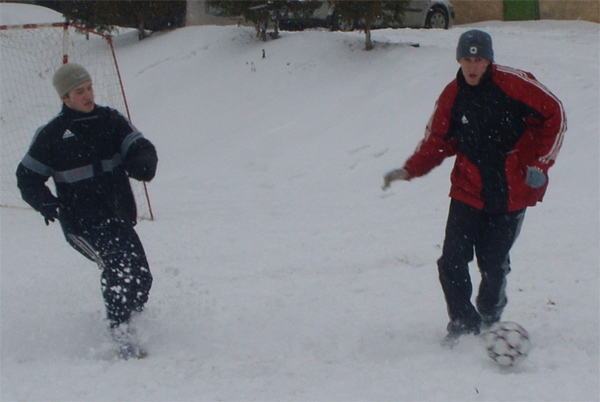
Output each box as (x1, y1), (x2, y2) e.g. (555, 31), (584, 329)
(1, 3), (598, 401)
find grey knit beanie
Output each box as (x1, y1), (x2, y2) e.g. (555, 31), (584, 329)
(456, 29), (494, 61)
(52, 63), (92, 97)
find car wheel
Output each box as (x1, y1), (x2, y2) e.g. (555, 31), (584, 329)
(425, 6), (449, 29)
(332, 15), (355, 31)
(339, 19), (355, 31)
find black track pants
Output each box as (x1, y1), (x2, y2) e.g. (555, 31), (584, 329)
(62, 218), (153, 327)
(437, 199), (525, 333)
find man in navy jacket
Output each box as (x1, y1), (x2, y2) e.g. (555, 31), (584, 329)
(16, 63), (158, 358)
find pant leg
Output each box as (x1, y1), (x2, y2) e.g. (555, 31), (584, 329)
(475, 209), (526, 324)
(63, 218), (153, 327)
(99, 220), (153, 326)
(437, 199), (482, 332)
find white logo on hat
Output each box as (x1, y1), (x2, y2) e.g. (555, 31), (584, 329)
(470, 46), (478, 54)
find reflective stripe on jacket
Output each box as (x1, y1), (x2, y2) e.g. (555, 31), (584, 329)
(16, 104), (157, 226)
(404, 64), (566, 213)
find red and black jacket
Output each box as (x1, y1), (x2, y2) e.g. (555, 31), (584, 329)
(404, 64), (566, 213)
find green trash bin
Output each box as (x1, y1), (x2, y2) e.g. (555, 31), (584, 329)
(504, 0), (540, 21)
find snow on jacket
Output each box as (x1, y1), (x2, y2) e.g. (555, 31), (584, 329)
(403, 63), (566, 213)
(16, 104), (158, 227)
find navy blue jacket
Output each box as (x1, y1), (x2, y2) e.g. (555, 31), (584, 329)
(16, 104), (157, 227)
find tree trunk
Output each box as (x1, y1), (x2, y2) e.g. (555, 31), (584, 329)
(137, 20), (149, 41)
(365, 26), (373, 50)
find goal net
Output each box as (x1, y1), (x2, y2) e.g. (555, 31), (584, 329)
(0, 22), (153, 220)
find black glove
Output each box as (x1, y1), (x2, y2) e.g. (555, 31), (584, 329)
(123, 155), (158, 182)
(39, 200), (60, 225)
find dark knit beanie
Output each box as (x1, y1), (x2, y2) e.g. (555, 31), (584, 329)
(52, 63), (92, 97)
(456, 29), (494, 61)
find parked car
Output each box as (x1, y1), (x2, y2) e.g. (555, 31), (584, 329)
(279, 0), (454, 31)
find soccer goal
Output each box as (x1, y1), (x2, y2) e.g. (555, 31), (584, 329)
(0, 22), (153, 220)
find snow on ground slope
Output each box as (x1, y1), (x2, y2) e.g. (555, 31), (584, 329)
(1, 3), (599, 401)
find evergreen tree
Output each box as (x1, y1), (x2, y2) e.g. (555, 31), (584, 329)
(328, 0), (408, 50)
(59, 0), (186, 40)
(207, 1), (267, 40)
(208, 1), (321, 41)
(60, 1), (115, 35)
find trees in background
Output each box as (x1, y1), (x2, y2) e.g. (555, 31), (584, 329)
(36, 0), (409, 49)
(328, 1), (408, 50)
(38, 0), (186, 40)
(208, 1), (408, 49)
(208, 1), (321, 41)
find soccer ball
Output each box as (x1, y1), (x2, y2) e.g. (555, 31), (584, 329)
(482, 321), (531, 367)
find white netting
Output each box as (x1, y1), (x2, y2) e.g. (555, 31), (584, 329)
(0, 23), (152, 220)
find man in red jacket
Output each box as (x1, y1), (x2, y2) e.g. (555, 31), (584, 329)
(382, 30), (566, 347)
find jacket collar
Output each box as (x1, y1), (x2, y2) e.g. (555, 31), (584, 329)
(60, 102), (98, 120)
(456, 63), (495, 90)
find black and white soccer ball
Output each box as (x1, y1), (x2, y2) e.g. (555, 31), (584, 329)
(482, 321), (531, 367)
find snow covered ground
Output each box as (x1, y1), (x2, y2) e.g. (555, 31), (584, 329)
(1, 3), (598, 401)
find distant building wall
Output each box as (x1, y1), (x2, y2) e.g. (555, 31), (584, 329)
(452, 0), (599, 25)
(539, 0), (599, 22)
(452, 0), (505, 24)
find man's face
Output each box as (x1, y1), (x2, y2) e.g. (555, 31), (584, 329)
(459, 57), (491, 86)
(62, 81), (94, 113)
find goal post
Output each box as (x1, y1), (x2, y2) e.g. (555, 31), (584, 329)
(0, 22), (154, 220)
